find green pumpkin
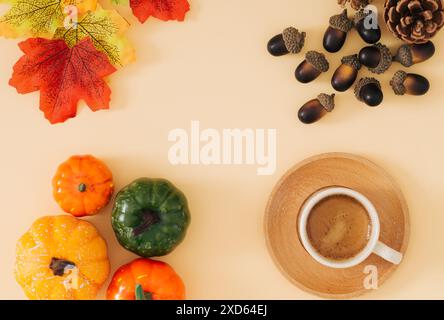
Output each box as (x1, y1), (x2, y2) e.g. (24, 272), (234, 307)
(111, 178), (190, 257)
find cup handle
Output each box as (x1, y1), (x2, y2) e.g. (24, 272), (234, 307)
(373, 241), (403, 265)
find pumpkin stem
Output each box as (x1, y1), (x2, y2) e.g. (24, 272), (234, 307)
(135, 284), (153, 300)
(78, 183), (87, 192)
(133, 210), (160, 236)
(49, 258), (76, 276)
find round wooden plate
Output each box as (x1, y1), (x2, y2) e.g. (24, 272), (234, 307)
(264, 153), (410, 299)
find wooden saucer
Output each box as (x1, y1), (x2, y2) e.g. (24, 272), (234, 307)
(264, 153), (409, 299)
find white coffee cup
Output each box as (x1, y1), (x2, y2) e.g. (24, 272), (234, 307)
(298, 187), (402, 269)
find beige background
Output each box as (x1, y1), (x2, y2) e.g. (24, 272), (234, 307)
(1, 0), (444, 299)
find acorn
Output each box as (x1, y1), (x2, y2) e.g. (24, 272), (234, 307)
(267, 27), (306, 56)
(354, 9), (381, 44)
(393, 41), (435, 68)
(298, 93), (335, 124)
(390, 71), (430, 96)
(295, 51), (330, 84)
(358, 43), (392, 74)
(331, 54), (361, 92)
(354, 77), (383, 107)
(323, 9), (353, 53)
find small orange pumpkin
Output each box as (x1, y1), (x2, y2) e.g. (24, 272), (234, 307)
(15, 215), (110, 300)
(106, 258), (185, 300)
(53, 155), (114, 217)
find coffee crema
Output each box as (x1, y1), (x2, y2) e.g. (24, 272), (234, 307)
(306, 195), (372, 261)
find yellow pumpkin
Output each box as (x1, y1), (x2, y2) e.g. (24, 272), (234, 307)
(15, 215), (110, 300)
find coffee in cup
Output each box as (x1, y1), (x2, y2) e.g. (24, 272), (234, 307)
(299, 187), (403, 268)
(306, 195), (372, 261)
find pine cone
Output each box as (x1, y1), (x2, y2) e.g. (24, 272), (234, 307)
(338, 0), (372, 10)
(384, 0), (444, 44)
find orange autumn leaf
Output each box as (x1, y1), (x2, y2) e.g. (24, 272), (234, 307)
(130, 0), (190, 23)
(9, 38), (116, 124)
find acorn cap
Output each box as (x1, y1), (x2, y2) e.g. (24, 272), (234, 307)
(305, 51), (330, 73)
(330, 9), (353, 33)
(282, 27), (306, 54)
(341, 54), (361, 70)
(390, 70), (408, 95)
(368, 43), (392, 74)
(354, 77), (381, 101)
(394, 44), (413, 67)
(354, 9), (367, 24)
(354, 8), (374, 24)
(317, 93), (335, 112)
(338, 0), (371, 10)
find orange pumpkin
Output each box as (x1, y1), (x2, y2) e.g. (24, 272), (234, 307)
(53, 155), (114, 217)
(15, 215), (110, 300)
(106, 258), (185, 300)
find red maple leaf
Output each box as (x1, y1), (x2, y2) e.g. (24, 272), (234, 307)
(130, 0), (190, 23)
(9, 38), (117, 124)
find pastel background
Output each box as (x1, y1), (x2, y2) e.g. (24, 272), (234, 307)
(1, 0), (443, 299)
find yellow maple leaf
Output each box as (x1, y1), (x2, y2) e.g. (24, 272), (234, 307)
(0, 0), (97, 38)
(54, 6), (135, 66)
